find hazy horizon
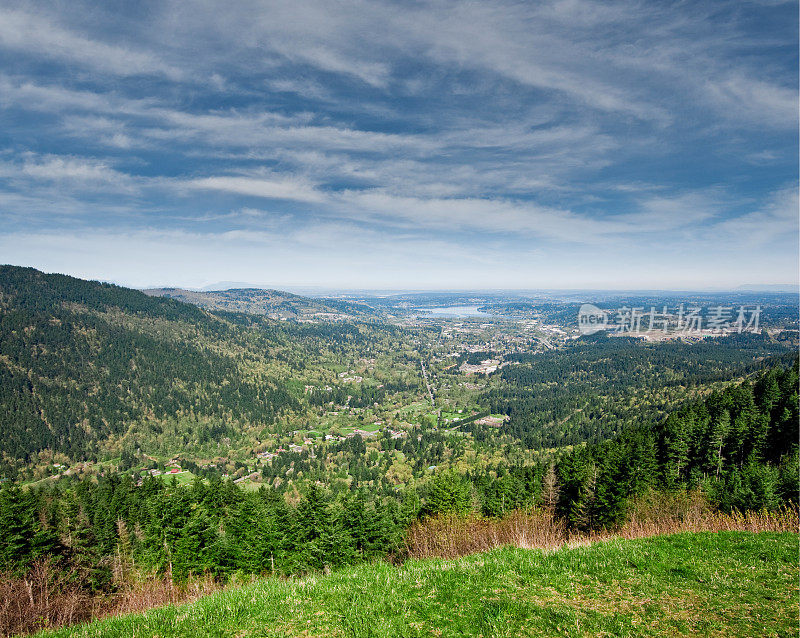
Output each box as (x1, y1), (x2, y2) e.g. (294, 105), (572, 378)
(4, 263), (798, 297)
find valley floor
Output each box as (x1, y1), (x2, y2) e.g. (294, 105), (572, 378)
(41, 531), (798, 638)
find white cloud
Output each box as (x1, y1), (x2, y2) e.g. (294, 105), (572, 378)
(713, 187), (799, 248)
(0, 9), (181, 79)
(186, 175), (325, 203)
(0, 154), (137, 192)
(704, 75), (797, 129)
(21, 156), (125, 182)
(337, 189), (712, 242)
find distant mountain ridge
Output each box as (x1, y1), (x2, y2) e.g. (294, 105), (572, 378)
(143, 287), (381, 320)
(736, 284), (798, 293)
(200, 281), (261, 291)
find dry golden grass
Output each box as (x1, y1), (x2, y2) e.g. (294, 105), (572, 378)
(0, 562), (94, 638)
(0, 566), (226, 638)
(105, 572), (222, 617)
(405, 491), (799, 559)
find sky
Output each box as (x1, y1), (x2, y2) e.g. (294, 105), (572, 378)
(0, 0), (797, 290)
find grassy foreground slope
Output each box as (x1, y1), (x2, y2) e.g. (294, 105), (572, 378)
(45, 532), (798, 638)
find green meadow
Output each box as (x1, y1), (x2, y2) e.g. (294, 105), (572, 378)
(42, 532), (798, 638)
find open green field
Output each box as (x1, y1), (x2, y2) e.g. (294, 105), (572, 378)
(41, 532), (798, 638)
(143, 469), (199, 485)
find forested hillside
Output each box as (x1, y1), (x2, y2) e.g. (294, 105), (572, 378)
(481, 333), (793, 448)
(554, 361), (799, 528)
(143, 287), (380, 320)
(0, 266), (408, 477)
(0, 267), (297, 468)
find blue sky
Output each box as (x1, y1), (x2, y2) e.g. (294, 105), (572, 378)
(0, 0), (796, 289)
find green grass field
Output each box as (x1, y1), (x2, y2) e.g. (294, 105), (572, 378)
(42, 532), (798, 638)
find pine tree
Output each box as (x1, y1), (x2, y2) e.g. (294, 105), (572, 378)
(662, 414), (690, 487)
(572, 462), (597, 531)
(424, 470), (471, 516)
(0, 486), (37, 570)
(541, 462), (559, 511)
(708, 409), (731, 479)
